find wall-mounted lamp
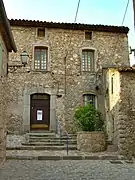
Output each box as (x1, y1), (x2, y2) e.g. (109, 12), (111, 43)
(20, 51), (29, 67)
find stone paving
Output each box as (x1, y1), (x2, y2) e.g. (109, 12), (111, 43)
(6, 150), (119, 156)
(0, 160), (135, 180)
(6, 150), (124, 161)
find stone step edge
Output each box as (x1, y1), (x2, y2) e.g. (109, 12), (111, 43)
(6, 146), (77, 150)
(29, 136), (77, 139)
(21, 144), (76, 146)
(6, 155), (126, 161)
(28, 140), (77, 143)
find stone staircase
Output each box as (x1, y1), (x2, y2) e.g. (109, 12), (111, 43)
(7, 132), (77, 151)
(6, 132), (125, 161)
(106, 140), (118, 152)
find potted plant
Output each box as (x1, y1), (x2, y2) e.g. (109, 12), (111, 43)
(74, 103), (106, 152)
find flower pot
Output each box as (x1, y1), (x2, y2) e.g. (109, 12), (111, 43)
(77, 131), (106, 152)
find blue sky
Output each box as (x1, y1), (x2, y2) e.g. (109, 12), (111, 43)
(3, 0), (135, 63)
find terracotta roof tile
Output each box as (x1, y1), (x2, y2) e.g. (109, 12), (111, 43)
(9, 19), (129, 34)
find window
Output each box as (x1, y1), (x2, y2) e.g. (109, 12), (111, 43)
(111, 76), (114, 94)
(82, 49), (94, 71)
(37, 28), (45, 37)
(31, 93), (50, 100)
(34, 47), (48, 70)
(83, 94), (96, 107)
(85, 31), (92, 40)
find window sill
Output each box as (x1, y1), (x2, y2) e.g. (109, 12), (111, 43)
(81, 71), (96, 75)
(31, 69), (50, 73)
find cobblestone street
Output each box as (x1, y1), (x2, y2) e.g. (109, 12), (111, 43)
(0, 160), (135, 180)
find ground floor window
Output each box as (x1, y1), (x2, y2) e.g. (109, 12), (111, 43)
(83, 94), (96, 107)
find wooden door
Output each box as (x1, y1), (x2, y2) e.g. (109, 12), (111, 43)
(30, 94), (50, 130)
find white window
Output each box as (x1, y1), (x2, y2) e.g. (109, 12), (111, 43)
(82, 49), (94, 72)
(34, 46), (48, 70)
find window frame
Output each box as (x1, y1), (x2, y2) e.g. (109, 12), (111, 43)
(34, 46), (48, 71)
(83, 94), (97, 108)
(82, 49), (95, 72)
(84, 31), (93, 40)
(37, 28), (45, 38)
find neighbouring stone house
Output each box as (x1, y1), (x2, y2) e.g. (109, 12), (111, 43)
(102, 66), (135, 157)
(7, 19), (132, 154)
(0, 0), (17, 163)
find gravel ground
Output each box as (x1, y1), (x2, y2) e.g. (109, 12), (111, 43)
(0, 160), (135, 180)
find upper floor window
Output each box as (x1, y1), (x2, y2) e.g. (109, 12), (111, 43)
(85, 31), (92, 40)
(37, 28), (45, 37)
(82, 49), (94, 72)
(83, 94), (96, 107)
(34, 46), (48, 70)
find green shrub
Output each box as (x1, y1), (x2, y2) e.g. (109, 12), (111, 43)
(74, 104), (104, 131)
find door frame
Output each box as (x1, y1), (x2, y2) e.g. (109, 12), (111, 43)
(23, 86), (57, 133)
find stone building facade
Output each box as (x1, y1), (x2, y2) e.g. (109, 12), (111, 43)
(7, 19), (130, 144)
(0, 0), (16, 163)
(102, 67), (135, 157)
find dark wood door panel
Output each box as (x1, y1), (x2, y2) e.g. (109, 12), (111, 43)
(31, 99), (50, 107)
(30, 98), (50, 130)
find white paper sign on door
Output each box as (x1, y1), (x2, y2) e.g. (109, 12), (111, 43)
(37, 110), (43, 121)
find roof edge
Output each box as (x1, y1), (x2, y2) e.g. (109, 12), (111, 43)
(102, 66), (135, 72)
(9, 19), (129, 34)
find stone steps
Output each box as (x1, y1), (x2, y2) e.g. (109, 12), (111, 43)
(6, 155), (124, 161)
(28, 132), (56, 137)
(7, 132), (77, 151)
(6, 132), (124, 161)
(29, 139), (77, 144)
(29, 137), (76, 141)
(28, 132), (77, 137)
(107, 145), (118, 152)
(7, 145), (77, 150)
(26, 132), (77, 150)
(22, 142), (65, 146)
(6, 150), (125, 161)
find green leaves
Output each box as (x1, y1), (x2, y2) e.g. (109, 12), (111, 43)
(74, 104), (104, 132)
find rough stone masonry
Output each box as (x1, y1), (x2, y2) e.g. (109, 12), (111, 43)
(6, 19), (132, 157)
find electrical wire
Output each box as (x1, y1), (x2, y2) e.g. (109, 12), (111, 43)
(65, 0), (81, 59)
(110, 0), (130, 67)
(74, 0), (81, 23)
(122, 0), (130, 25)
(64, 0), (81, 95)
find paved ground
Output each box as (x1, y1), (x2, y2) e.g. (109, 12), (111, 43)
(6, 150), (119, 156)
(0, 160), (135, 180)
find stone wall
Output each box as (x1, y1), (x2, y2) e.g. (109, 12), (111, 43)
(118, 71), (135, 157)
(0, 79), (6, 163)
(0, 33), (8, 163)
(103, 68), (120, 147)
(8, 26), (130, 134)
(77, 131), (105, 152)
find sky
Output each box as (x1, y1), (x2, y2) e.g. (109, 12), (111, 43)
(3, 0), (135, 64)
